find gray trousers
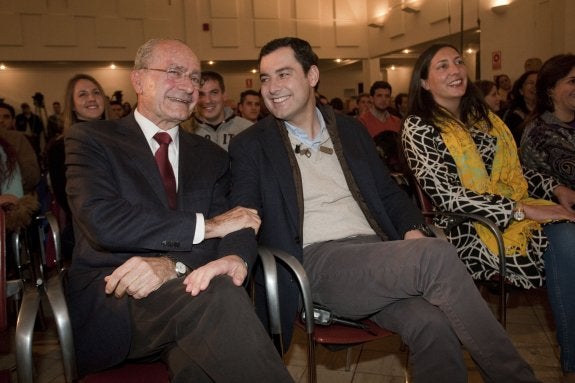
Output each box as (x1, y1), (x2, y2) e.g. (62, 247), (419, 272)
(303, 236), (539, 383)
(127, 275), (293, 383)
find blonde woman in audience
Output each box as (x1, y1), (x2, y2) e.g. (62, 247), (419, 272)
(402, 43), (575, 383)
(46, 74), (109, 258)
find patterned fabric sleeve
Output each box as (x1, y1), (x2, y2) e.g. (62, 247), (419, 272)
(521, 113), (570, 194)
(401, 115), (514, 228)
(402, 115), (546, 289)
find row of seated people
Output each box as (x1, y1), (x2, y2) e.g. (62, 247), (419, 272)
(361, 49), (575, 382)
(9, 38), (574, 383)
(60, 35), (544, 383)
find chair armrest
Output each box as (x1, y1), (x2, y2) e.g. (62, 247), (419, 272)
(45, 270), (77, 382)
(257, 246), (317, 383)
(258, 246), (314, 336)
(422, 210), (507, 326)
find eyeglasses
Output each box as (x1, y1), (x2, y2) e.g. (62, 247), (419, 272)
(143, 68), (204, 88)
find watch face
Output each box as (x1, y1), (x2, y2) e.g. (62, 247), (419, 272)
(175, 262), (187, 275)
(513, 210), (525, 221)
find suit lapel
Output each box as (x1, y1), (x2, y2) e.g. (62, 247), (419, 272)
(260, 121), (301, 233)
(115, 116), (170, 208)
(177, 131), (202, 211)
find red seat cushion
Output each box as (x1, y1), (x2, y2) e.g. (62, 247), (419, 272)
(297, 318), (394, 345)
(82, 362), (169, 383)
(0, 369), (10, 383)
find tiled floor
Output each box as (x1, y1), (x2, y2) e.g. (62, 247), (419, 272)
(0, 288), (563, 382)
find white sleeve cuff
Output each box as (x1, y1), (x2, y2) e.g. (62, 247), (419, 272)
(193, 213), (205, 244)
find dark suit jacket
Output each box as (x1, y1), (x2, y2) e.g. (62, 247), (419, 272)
(229, 105), (424, 348)
(65, 114), (255, 375)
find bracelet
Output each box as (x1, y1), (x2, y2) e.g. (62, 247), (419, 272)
(406, 223), (435, 238)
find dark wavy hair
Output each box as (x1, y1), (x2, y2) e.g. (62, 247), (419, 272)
(507, 70), (538, 115)
(533, 54), (575, 117)
(407, 43), (490, 130)
(258, 37), (318, 74)
(0, 137), (18, 185)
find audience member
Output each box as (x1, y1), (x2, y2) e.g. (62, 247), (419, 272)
(392, 92), (409, 118)
(64, 37), (292, 382)
(182, 71), (252, 151)
(358, 80), (401, 137)
(525, 57), (543, 72)
(521, 54), (575, 189)
(122, 101), (132, 116)
(229, 36), (539, 383)
(356, 93), (371, 116)
(237, 89), (261, 123)
(474, 79), (502, 114)
(317, 94), (329, 105)
(15, 102), (44, 156)
(0, 138), (23, 220)
(495, 73), (512, 110)
(401, 43), (575, 383)
(46, 74), (109, 259)
(0, 102), (40, 194)
(329, 97), (344, 114)
(109, 100), (124, 119)
(503, 70), (538, 145)
(46, 101), (64, 143)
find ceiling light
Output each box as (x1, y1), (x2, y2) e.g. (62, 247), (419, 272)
(368, 15), (385, 28)
(0, 64), (6, 70)
(110, 63), (116, 69)
(208, 61), (214, 65)
(491, 4), (509, 14)
(401, 4), (420, 13)
(402, 49), (410, 54)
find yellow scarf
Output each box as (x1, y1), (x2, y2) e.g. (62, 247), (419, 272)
(438, 111), (554, 256)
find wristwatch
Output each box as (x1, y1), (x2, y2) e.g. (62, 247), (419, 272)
(512, 202), (525, 222)
(408, 223), (436, 238)
(169, 257), (188, 277)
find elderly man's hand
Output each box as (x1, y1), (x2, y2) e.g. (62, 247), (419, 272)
(205, 206), (261, 239)
(104, 256), (176, 299)
(183, 255), (248, 296)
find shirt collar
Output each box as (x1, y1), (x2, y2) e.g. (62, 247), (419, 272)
(284, 107), (327, 150)
(134, 109), (179, 149)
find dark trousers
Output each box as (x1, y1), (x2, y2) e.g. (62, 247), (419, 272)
(304, 236), (539, 383)
(127, 275), (293, 383)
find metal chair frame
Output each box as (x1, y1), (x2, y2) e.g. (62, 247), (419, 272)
(411, 181), (508, 327)
(15, 212), (77, 383)
(258, 246), (400, 383)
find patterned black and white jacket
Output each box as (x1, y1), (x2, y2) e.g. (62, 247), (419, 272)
(402, 114), (560, 288)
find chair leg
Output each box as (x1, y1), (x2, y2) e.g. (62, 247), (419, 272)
(45, 276), (77, 383)
(15, 287), (42, 383)
(345, 347), (352, 371)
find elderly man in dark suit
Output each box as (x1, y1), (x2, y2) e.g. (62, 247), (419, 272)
(65, 38), (293, 383)
(228, 37), (539, 383)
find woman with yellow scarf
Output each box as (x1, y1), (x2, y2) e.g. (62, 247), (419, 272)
(402, 43), (575, 383)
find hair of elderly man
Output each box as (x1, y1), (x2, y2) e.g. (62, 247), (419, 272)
(133, 38), (187, 70)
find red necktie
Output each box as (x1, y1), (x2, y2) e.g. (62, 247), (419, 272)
(153, 132), (177, 210)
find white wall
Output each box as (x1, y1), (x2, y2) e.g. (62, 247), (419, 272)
(1, 0), (574, 113)
(0, 64), (136, 113)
